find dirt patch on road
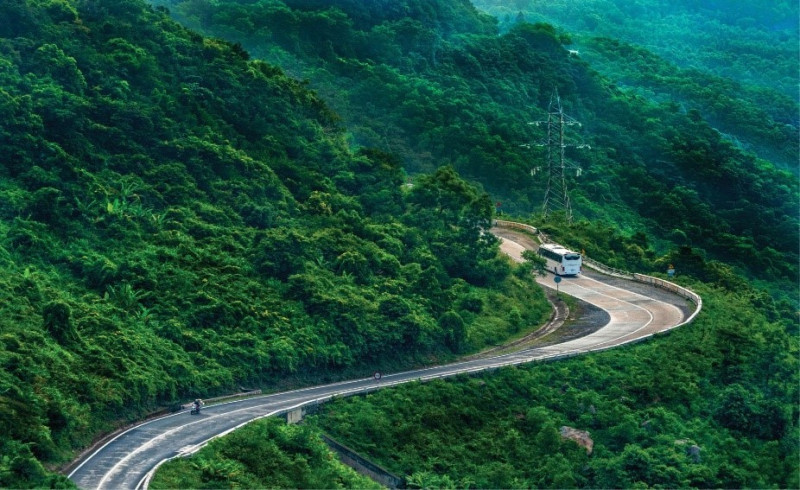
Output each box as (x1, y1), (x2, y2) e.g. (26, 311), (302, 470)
(468, 286), (610, 359)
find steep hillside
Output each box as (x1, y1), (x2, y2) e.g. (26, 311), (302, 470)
(141, 1), (798, 487)
(312, 282), (799, 488)
(153, 0), (798, 294)
(473, 0), (800, 171)
(3, 0), (797, 486)
(0, 0), (552, 485)
(475, 0), (799, 96)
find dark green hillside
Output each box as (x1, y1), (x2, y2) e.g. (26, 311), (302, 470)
(312, 283), (798, 488)
(572, 37), (798, 171)
(153, 0), (798, 293)
(0, 0), (551, 485)
(141, 1), (798, 487)
(473, 0), (800, 171)
(474, 0), (799, 99)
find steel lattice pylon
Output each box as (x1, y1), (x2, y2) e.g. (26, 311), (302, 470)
(526, 90), (588, 223)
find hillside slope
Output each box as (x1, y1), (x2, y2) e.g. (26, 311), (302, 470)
(154, 0), (798, 294)
(475, 0), (799, 99)
(0, 0), (551, 485)
(473, 0), (800, 172)
(139, 1), (798, 487)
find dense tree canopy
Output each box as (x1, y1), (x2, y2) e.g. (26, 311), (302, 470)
(140, 1), (797, 488)
(155, 0), (799, 294)
(0, 0), (796, 486)
(0, 0), (552, 486)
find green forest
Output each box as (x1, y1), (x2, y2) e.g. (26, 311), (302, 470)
(153, 0), (799, 296)
(0, 0), (797, 487)
(0, 0), (550, 485)
(473, 0), (799, 172)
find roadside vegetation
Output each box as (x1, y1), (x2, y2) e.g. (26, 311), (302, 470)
(0, 0), (796, 487)
(146, 0), (796, 487)
(312, 280), (797, 488)
(149, 417), (380, 489)
(0, 1), (549, 486)
(154, 226), (798, 488)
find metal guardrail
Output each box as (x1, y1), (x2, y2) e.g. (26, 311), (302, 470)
(494, 219), (538, 236)
(632, 273), (703, 329)
(582, 257), (634, 279)
(582, 253), (702, 332)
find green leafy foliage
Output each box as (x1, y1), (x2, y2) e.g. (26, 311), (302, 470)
(1, 0), (796, 486)
(135, 0), (794, 487)
(149, 417), (381, 489)
(155, 0), (798, 291)
(0, 0), (552, 485)
(313, 284), (798, 488)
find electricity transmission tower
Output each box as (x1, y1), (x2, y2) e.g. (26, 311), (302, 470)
(523, 90), (589, 223)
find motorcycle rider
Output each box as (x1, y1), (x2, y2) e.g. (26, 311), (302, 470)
(193, 398), (202, 413)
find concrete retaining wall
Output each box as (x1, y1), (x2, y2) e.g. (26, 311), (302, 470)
(321, 434), (405, 489)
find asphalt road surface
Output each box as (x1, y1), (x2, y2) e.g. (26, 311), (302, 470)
(68, 232), (692, 489)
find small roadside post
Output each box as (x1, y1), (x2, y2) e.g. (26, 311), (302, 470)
(554, 274), (562, 297)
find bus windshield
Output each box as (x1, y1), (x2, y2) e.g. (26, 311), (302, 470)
(564, 254), (581, 260)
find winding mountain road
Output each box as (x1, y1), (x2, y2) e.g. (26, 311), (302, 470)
(495, 228), (688, 349)
(68, 228), (697, 489)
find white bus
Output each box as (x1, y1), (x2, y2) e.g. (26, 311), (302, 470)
(538, 243), (582, 276)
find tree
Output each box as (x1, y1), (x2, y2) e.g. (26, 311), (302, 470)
(42, 301), (80, 347)
(438, 310), (466, 352)
(517, 249), (546, 277)
(406, 166), (503, 285)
